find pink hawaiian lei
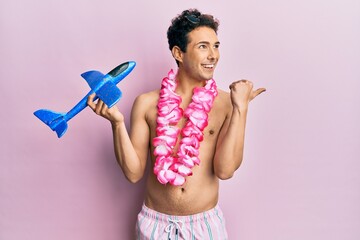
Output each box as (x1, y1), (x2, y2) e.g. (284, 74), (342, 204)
(153, 69), (218, 186)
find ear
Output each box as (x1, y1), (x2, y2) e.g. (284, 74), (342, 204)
(171, 46), (183, 63)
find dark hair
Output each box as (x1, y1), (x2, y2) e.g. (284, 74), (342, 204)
(167, 9), (219, 64)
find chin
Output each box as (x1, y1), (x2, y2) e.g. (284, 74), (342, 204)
(203, 69), (216, 80)
(203, 73), (214, 80)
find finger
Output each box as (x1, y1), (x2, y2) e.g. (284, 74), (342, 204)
(100, 102), (110, 115)
(252, 88), (266, 99)
(229, 80), (241, 88)
(87, 93), (97, 111)
(229, 81), (240, 90)
(95, 100), (104, 115)
(229, 79), (252, 89)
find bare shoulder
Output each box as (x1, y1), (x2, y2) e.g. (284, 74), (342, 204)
(133, 90), (159, 109)
(131, 90), (159, 121)
(215, 88), (232, 112)
(217, 88), (230, 101)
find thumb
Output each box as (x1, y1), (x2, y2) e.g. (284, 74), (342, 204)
(251, 88), (266, 100)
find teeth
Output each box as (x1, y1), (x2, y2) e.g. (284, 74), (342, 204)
(202, 64), (214, 69)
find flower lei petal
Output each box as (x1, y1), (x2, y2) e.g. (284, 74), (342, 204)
(153, 69), (218, 186)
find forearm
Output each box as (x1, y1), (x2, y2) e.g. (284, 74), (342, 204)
(111, 122), (145, 183)
(214, 106), (248, 179)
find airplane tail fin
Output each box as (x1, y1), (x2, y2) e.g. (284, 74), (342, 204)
(34, 109), (68, 138)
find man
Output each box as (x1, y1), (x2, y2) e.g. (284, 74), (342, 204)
(87, 9), (265, 240)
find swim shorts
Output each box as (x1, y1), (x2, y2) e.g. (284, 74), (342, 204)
(136, 203), (228, 240)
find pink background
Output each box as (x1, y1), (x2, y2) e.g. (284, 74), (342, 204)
(1, 0), (359, 239)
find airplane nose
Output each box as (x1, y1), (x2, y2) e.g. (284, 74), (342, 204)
(127, 61), (136, 71)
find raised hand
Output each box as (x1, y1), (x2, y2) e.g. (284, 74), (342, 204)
(229, 80), (266, 110)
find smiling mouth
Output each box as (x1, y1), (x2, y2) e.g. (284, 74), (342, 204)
(202, 64), (215, 69)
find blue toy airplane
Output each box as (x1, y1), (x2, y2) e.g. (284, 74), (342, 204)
(34, 61), (136, 138)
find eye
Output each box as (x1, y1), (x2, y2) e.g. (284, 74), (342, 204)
(214, 43), (220, 49)
(199, 44), (207, 49)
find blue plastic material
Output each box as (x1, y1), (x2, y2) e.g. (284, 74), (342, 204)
(34, 61), (136, 138)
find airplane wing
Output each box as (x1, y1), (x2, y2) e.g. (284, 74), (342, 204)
(81, 69), (122, 108)
(81, 70), (105, 90)
(96, 81), (122, 108)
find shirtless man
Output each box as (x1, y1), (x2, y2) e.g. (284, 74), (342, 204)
(88, 9), (265, 239)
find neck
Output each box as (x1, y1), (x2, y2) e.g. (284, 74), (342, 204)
(175, 69), (207, 96)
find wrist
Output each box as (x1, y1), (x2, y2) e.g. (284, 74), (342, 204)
(233, 104), (248, 114)
(111, 119), (124, 129)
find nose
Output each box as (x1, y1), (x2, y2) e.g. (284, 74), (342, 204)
(208, 47), (218, 61)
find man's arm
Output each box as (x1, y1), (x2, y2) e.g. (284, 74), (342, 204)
(213, 80), (265, 180)
(87, 94), (149, 183)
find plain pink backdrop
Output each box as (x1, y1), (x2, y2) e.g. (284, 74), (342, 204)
(1, 0), (359, 239)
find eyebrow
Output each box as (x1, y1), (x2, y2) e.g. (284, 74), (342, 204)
(196, 41), (221, 45)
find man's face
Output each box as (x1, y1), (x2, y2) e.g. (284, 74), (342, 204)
(180, 26), (220, 81)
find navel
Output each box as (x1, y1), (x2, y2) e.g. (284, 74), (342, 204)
(209, 129), (215, 135)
